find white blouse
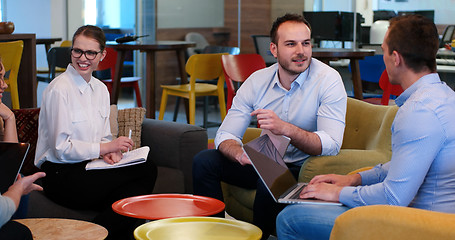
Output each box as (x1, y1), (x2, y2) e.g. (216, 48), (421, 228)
(35, 64), (112, 168)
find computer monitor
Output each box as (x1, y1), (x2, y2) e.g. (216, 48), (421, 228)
(414, 10), (435, 22)
(397, 10), (434, 22)
(339, 12), (363, 42)
(303, 11), (340, 42)
(373, 10), (397, 22)
(303, 11), (363, 43)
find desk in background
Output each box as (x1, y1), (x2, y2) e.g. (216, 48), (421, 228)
(312, 48), (376, 100)
(36, 38), (62, 55)
(0, 34), (36, 108)
(107, 41), (196, 118)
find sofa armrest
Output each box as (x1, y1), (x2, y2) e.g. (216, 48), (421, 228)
(331, 205), (455, 240)
(298, 149), (391, 183)
(141, 118), (207, 193)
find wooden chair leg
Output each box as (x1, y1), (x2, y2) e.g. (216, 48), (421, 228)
(218, 90), (227, 121)
(189, 94), (196, 125)
(133, 81), (143, 107)
(158, 90), (169, 120)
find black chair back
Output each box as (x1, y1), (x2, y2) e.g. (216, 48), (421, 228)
(47, 47), (72, 80)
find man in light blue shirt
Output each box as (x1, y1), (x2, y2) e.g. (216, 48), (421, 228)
(277, 14), (455, 240)
(193, 14), (347, 239)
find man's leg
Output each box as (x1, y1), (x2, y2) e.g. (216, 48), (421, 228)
(253, 180), (286, 239)
(252, 162), (301, 239)
(193, 149), (259, 215)
(276, 204), (350, 240)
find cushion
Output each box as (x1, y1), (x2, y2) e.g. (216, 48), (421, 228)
(12, 108), (41, 175)
(110, 105), (118, 138)
(117, 107), (146, 150)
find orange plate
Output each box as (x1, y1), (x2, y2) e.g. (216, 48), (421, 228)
(112, 194), (225, 220)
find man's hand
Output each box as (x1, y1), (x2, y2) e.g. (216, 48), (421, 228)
(299, 182), (342, 202)
(218, 140), (251, 165)
(251, 109), (291, 136)
(309, 173), (362, 187)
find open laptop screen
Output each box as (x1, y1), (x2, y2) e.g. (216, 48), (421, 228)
(0, 142), (30, 194)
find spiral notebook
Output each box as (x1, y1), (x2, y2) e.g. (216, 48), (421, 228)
(85, 146), (149, 170)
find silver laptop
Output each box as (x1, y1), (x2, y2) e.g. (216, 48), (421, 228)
(244, 135), (341, 206)
(0, 142), (30, 194)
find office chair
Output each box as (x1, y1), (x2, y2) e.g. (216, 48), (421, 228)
(439, 25), (455, 48)
(251, 35), (276, 66)
(37, 41), (72, 81)
(202, 45), (240, 55)
(96, 47), (142, 107)
(221, 54), (266, 111)
(185, 32), (209, 58)
(173, 45), (240, 127)
(159, 53), (228, 126)
(44, 47), (72, 82)
(0, 40), (24, 109)
(363, 70), (403, 106)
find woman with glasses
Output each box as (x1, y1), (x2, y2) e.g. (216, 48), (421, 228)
(35, 25), (157, 240)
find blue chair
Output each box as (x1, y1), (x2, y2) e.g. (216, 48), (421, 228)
(349, 54), (385, 98)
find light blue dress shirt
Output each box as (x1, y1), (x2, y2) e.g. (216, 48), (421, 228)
(340, 73), (455, 213)
(215, 58), (347, 164)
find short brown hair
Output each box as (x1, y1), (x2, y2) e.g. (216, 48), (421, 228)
(72, 25), (106, 51)
(270, 13), (311, 44)
(386, 15), (438, 73)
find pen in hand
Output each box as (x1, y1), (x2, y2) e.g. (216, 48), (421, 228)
(128, 129), (132, 153)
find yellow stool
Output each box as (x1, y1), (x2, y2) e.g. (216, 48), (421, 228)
(134, 217), (262, 240)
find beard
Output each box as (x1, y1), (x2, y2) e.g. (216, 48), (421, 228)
(277, 53), (310, 76)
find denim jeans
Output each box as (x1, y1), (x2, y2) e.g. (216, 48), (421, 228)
(276, 204), (351, 240)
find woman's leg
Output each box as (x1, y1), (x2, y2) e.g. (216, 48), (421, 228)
(41, 159), (157, 240)
(0, 220), (33, 240)
(276, 204), (350, 240)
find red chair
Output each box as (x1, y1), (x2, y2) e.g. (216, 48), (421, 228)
(363, 70), (403, 106)
(221, 54), (266, 111)
(96, 47), (142, 107)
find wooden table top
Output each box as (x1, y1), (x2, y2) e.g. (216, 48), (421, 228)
(15, 218), (108, 240)
(107, 40), (196, 51)
(312, 48), (376, 59)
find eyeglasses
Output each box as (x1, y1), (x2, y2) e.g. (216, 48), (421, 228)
(71, 48), (102, 60)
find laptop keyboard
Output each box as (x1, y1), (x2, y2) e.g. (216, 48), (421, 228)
(289, 184), (307, 199)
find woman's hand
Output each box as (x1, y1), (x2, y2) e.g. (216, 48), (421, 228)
(0, 102), (13, 120)
(3, 172), (46, 208)
(103, 151), (122, 165)
(100, 136), (133, 156)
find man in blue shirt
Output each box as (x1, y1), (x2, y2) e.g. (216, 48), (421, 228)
(193, 13), (347, 239)
(276, 14), (455, 240)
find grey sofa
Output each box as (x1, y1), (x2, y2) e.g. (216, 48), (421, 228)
(25, 118), (207, 220)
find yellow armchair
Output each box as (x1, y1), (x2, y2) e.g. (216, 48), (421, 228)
(330, 205), (455, 240)
(221, 97), (398, 223)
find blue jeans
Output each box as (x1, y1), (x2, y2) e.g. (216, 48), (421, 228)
(276, 204), (351, 240)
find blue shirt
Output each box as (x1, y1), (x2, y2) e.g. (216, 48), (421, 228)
(215, 58), (347, 164)
(340, 73), (455, 213)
